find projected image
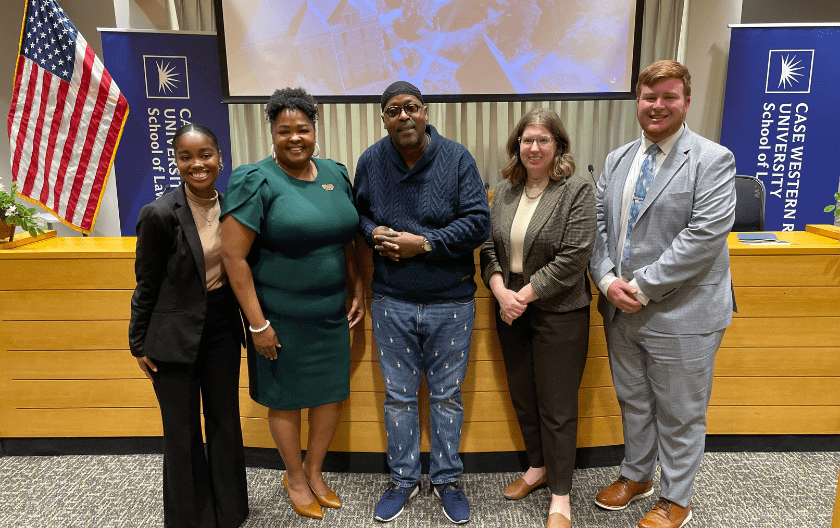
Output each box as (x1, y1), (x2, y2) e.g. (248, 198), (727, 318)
(221, 0), (637, 98)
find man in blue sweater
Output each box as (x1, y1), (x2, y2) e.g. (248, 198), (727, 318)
(354, 81), (490, 525)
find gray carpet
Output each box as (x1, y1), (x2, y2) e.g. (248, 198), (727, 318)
(0, 452), (837, 527)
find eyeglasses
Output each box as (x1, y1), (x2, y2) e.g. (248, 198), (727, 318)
(382, 103), (424, 118)
(519, 136), (553, 148)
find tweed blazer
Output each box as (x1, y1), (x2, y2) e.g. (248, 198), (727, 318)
(480, 172), (595, 313)
(589, 126), (736, 334)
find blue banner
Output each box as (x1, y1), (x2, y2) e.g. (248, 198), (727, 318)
(100, 30), (233, 236)
(720, 25), (840, 231)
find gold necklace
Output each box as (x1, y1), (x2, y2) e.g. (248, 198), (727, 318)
(187, 195), (218, 227)
(524, 178), (549, 200)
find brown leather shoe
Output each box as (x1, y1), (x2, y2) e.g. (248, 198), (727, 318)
(546, 512), (571, 528)
(302, 461), (341, 508)
(637, 498), (692, 528)
(310, 485), (341, 509)
(282, 472), (323, 519)
(503, 473), (547, 499)
(594, 475), (654, 510)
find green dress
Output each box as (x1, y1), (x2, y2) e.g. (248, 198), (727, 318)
(221, 157), (359, 410)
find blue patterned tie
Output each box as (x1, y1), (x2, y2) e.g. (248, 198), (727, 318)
(621, 144), (661, 279)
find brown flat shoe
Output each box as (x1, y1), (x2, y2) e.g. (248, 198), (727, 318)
(504, 473), (548, 499)
(637, 498), (692, 528)
(282, 472), (323, 519)
(546, 512), (571, 528)
(310, 483), (342, 509)
(594, 475), (654, 510)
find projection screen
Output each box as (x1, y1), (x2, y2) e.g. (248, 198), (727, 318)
(214, 0), (644, 103)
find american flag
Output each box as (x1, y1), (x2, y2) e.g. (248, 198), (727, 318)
(7, 0), (128, 233)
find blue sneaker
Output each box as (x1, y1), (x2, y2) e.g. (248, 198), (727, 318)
(434, 482), (470, 524)
(374, 482), (419, 522)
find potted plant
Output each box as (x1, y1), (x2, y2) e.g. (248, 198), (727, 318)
(0, 181), (47, 242)
(825, 192), (840, 219)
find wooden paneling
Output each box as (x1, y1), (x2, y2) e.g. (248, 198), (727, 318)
(3, 379), (158, 408)
(709, 378), (840, 406)
(714, 348), (840, 377)
(0, 408), (162, 437)
(706, 406), (840, 435)
(2, 350), (141, 379)
(722, 317), (838, 348)
(1, 320), (129, 350)
(0, 259), (135, 289)
(0, 290), (133, 320)
(1, 233), (839, 455)
(729, 255), (840, 286)
(729, 286), (840, 318)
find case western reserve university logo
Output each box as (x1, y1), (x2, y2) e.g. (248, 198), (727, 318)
(765, 50), (814, 94)
(143, 55), (190, 99)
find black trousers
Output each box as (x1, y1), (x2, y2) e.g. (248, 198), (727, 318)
(150, 286), (249, 528)
(495, 276), (590, 495)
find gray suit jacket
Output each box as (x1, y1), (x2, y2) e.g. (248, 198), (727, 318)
(589, 126), (736, 334)
(480, 173), (595, 313)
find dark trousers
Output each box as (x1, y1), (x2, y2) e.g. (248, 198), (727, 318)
(495, 277), (590, 495)
(150, 286), (249, 528)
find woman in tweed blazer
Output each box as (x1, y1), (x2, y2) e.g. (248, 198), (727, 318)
(479, 108), (595, 528)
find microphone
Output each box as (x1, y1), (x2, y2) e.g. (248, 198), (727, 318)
(156, 184), (173, 199)
(588, 164), (596, 185)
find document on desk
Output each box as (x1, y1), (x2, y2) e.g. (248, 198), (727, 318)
(736, 233), (791, 245)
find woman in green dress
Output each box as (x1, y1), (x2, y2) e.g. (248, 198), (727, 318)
(221, 87), (364, 520)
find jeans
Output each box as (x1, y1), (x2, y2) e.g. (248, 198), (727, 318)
(371, 293), (475, 487)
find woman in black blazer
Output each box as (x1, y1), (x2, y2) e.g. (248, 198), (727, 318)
(479, 108), (595, 528)
(129, 124), (249, 528)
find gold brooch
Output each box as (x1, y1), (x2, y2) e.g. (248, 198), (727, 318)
(322, 184), (334, 191)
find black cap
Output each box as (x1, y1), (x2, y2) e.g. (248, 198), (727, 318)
(380, 81), (423, 110)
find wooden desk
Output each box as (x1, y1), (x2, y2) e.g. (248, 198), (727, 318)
(1, 228), (838, 452)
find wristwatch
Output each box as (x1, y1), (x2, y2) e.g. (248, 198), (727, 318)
(422, 236), (432, 252)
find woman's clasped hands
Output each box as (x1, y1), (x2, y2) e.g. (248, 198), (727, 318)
(496, 287), (528, 325)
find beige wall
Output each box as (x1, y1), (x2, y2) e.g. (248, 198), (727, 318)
(740, 0), (840, 23)
(683, 0), (742, 143)
(0, 4), (30, 227)
(113, 0), (171, 29)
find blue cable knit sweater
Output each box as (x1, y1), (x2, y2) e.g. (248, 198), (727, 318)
(354, 124), (491, 303)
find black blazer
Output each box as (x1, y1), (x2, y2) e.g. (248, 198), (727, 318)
(128, 183), (244, 362)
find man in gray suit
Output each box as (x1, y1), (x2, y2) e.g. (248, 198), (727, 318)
(589, 60), (736, 528)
